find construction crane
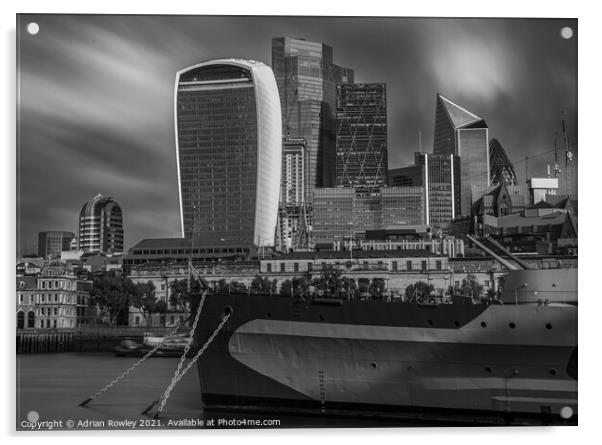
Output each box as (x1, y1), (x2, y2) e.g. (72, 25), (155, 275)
(561, 111), (573, 197)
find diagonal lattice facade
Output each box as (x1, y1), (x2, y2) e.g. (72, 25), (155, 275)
(489, 138), (519, 186)
(336, 83), (388, 193)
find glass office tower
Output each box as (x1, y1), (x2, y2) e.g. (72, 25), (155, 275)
(78, 194), (123, 254)
(433, 93), (489, 216)
(175, 59), (281, 247)
(272, 37), (354, 197)
(336, 83), (388, 192)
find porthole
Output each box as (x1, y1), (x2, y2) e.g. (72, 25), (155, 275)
(453, 321), (460, 327)
(371, 362), (377, 369)
(485, 366), (492, 373)
(509, 322), (516, 329)
(427, 319), (433, 326)
(222, 306), (233, 318)
(266, 312), (271, 318)
(319, 315), (324, 321)
(550, 369), (557, 376)
(546, 323), (552, 330)
(480, 321), (487, 328)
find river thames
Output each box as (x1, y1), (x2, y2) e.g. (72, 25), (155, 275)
(17, 352), (432, 431)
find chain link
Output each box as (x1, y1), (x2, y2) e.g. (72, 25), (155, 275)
(79, 321), (186, 406)
(154, 313), (231, 417)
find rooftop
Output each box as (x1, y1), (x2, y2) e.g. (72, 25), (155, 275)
(274, 249), (443, 261)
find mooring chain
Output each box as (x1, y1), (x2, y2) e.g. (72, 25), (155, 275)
(152, 312), (231, 418)
(79, 321), (186, 407)
(140, 291), (207, 415)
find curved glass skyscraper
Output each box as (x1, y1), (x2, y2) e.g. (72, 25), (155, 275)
(175, 59), (281, 247)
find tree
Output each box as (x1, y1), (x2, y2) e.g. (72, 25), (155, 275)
(334, 276), (358, 300)
(169, 277), (204, 310)
(369, 278), (386, 299)
(461, 273), (483, 299)
(251, 275), (279, 295)
(279, 277), (310, 297)
(88, 273), (139, 325)
(129, 281), (157, 325)
(311, 264), (344, 297)
(405, 281), (434, 302)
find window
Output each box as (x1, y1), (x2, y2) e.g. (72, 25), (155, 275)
(485, 280), (490, 287)
(407, 261), (412, 271)
(392, 261), (398, 271)
(436, 260), (442, 270)
(135, 316), (140, 326)
(161, 284), (166, 291)
(42, 281), (46, 289)
(308, 263), (313, 271)
(421, 261), (427, 272)
(280, 263), (286, 273)
(294, 263), (299, 272)
(267, 263), (272, 273)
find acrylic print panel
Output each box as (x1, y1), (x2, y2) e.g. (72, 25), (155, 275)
(16, 14), (578, 431)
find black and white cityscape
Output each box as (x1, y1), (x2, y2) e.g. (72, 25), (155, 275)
(16, 15), (578, 430)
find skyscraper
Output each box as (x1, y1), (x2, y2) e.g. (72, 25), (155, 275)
(175, 59), (281, 247)
(272, 37), (354, 197)
(489, 138), (519, 186)
(433, 93), (489, 216)
(388, 152), (460, 233)
(78, 194), (123, 254)
(38, 231), (75, 258)
(336, 83), (388, 192)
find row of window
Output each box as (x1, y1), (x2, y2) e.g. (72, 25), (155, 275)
(263, 260), (445, 273)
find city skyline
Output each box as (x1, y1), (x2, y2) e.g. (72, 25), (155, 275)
(17, 15), (577, 255)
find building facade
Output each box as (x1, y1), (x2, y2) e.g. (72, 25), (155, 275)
(38, 231), (75, 259)
(272, 37), (354, 199)
(78, 194), (124, 255)
(312, 187), (426, 244)
(175, 59), (282, 248)
(433, 94), (489, 216)
(336, 83), (388, 192)
(388, 152), (459, 233)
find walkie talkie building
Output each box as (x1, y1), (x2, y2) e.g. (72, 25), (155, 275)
(174, 59), (282, 248)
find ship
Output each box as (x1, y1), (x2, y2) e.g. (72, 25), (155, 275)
(191, 242), (577, 426)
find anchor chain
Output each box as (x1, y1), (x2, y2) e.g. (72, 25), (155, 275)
(152, 312), (231, 418)
(79, 321), (186, 407)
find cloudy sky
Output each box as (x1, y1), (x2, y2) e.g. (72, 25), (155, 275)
(16, 15), (577, 255)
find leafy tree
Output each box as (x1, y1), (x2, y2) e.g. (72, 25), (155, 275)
(461, 273), (483, 299)
(88, 273), (139, 325)
(155, 299), (168, 327)
(251, 275), (279, 294)
(279, 277), (310, 297)
(368, 278), (387, 299)
(169, 277), (205, 310)
(405, 281), (434, 302)
(311, 264), (344, 297)
(129, 281), (157, 324)
(333, 276), (358, 300)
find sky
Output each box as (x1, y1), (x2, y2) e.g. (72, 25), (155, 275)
(16, 15), (577, 256)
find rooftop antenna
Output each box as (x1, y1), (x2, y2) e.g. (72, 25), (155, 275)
(553, 129), (561, 178)
(561, 111), (573, 197)
(419, 131), (423, 153)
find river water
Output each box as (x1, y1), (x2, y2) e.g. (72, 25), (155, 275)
(16, 352), (429, 431)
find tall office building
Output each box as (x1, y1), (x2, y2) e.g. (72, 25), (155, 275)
(272, 37), (354, 197)
(433, 93), (489, 216)
(38, 231), (75, 258)
(489, 138), (519, 186)
(278, 137), (310, 250)
(336, 83), (388, 192)
(388, 153), (460, 233)
(175, 59), (282, 247)
(78, 194), (123, 254)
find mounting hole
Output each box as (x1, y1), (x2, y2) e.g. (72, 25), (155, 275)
(560, 26), (573, 40)
(480, 321), (487, 328)
(27, 22), (40, 35)
(509, 322), (516, 329)
(222, 306), (233, 318)
(371, 362), (377, 369)
(560, 406), (573, 419)
(546, 323), (552, 330)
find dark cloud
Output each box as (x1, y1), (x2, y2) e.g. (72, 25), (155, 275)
(16, 15), (577, 255)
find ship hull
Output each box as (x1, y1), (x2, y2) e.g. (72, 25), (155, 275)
(193, 293), (577, 425)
